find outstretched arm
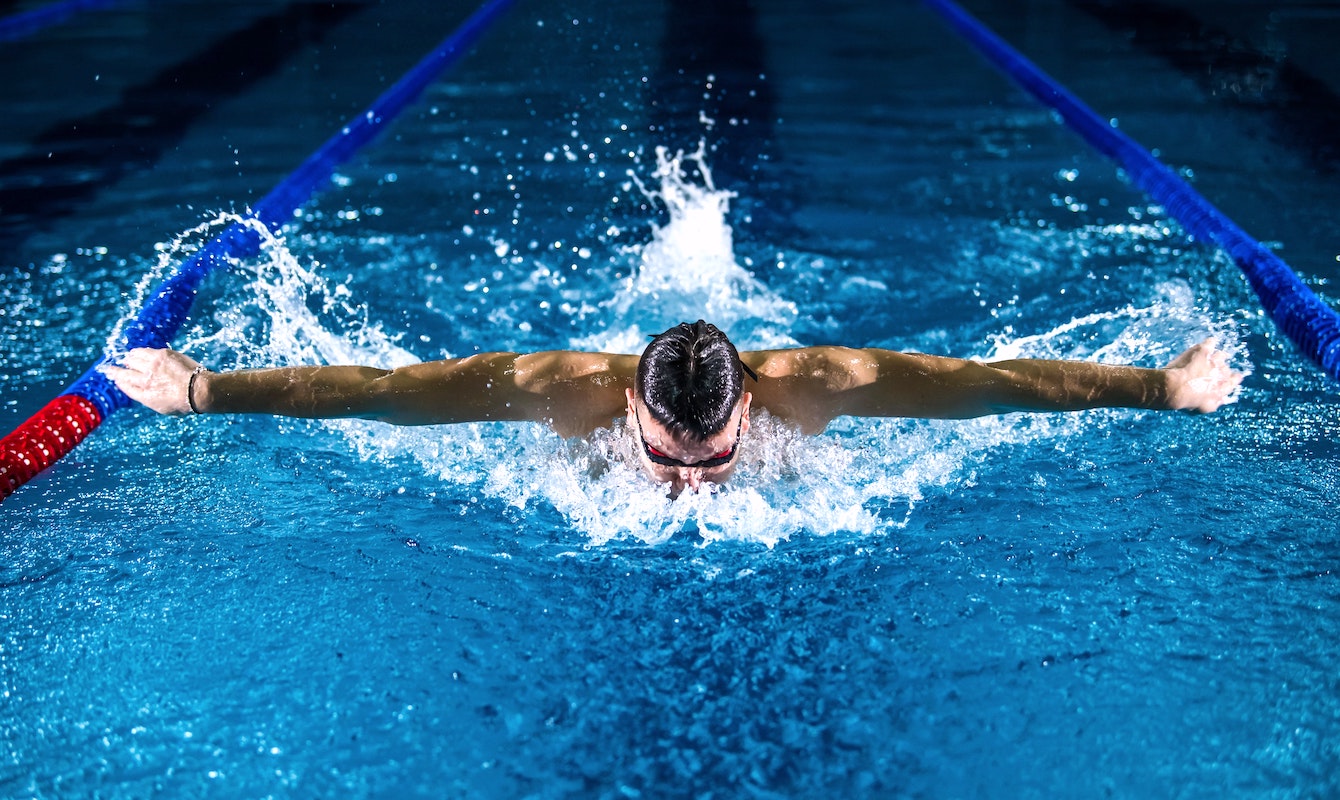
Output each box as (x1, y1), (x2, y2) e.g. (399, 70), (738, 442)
(103, 347), (636, 437)
(743, 338), (1243, 433)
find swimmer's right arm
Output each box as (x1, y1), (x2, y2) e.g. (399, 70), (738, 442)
(103, 347), (636, 436)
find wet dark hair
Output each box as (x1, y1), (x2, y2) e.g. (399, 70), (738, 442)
(636, 321), (749, 440)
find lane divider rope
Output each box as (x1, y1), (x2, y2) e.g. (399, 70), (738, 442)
(1, 0), (518, 502)
(923, 0), (1340, 382)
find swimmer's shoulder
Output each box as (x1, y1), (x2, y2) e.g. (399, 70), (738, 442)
(741, 346), (946, 432)
(512, 350), (638, 437)
(513, 350), (639, 387)
(740, 347), (879, 433)
(741, 346), (883, 387)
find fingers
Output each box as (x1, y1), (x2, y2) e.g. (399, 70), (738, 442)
(1162, 337), (1247, 413)
(104, 348), (167, 379)
(102, 349), (160, 394)
(101, 362), (143, 394)
(1164, 337), (1214, 371)
(100, 347), (202, 416)
(117, 347), (160, 372)
(1197, 362), (1244, 413)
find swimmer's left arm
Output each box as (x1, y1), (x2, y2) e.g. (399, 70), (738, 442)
(854, 339), (1242, 419)
(748, 339), (1242, 427)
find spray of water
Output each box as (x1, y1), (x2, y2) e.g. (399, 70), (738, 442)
(572, 143), (798, 354)
(103, 212), (256, 361)
(122, 148), (1240, 547)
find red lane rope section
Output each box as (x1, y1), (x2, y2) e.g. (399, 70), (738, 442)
(1, 0), (517, 505)
(0, 395), (103, 501)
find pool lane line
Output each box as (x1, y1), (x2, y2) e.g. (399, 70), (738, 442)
(0, 0), (128, 42)
(923, 0), (1340, 384)
(0, 0), (519, 503)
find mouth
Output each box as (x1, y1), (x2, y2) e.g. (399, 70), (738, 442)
(664, 477), (725, 500)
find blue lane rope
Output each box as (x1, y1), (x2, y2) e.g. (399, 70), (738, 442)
(2, 0), (517, 501)
(923, 0), (1340, 382)
(67, 0), (519, 415)
(0, 0), (129, 42)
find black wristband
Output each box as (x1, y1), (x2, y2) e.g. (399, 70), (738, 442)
(187, 366), (206, 414)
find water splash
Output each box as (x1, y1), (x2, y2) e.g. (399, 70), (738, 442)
(128, 149), (1244, 547)
(103, 212), (253, 360)
(979, 279), (1248, 371)
(573, 143), (798, 353)
(101, 212), (416, 370)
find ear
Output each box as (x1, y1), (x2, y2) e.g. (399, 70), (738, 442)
(740, 391), (753, 434)
(625, 388), (637, 425)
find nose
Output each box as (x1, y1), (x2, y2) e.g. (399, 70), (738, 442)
(679, 468), (705, 492)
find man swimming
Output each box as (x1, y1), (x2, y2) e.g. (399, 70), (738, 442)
(105, 320), (1243, 495)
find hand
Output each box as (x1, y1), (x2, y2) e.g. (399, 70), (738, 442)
(102, 348), (206, 416)
(1163, 339), (1244, 412)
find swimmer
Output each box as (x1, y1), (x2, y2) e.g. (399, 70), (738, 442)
(104, 320), (1243, 494)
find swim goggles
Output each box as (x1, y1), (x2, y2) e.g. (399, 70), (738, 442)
(634, 409), (743, 469)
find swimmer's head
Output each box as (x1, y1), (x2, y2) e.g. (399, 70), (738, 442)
(628, 321), (753, 494)
(635, 320), (746, 438)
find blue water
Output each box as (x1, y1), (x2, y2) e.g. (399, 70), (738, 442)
(4, 0), (1340, 796)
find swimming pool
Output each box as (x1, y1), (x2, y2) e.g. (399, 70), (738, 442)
(4, 0), (1339, 795)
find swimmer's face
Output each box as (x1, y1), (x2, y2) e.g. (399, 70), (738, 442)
(625, 388), (751, 495)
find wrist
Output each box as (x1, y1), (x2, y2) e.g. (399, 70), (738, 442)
(187, 368), (213, 414)
(1162, 366), (1192, 410)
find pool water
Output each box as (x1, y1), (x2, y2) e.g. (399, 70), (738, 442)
(4, 0), (1340, 796)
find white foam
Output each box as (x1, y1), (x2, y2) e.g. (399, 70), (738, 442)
(571, 143), (798, 353)
(130, 149), (1245, 546)
(981, 279), (1245, 367)
(173, 215), (419, 371)
(104, 212), (259, 360)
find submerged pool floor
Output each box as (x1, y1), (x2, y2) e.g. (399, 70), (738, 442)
(3, 0), (1339, 796)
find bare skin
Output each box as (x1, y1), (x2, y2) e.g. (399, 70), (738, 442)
(104, 339), (1243, 493)
(626, 390), (751, 494)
